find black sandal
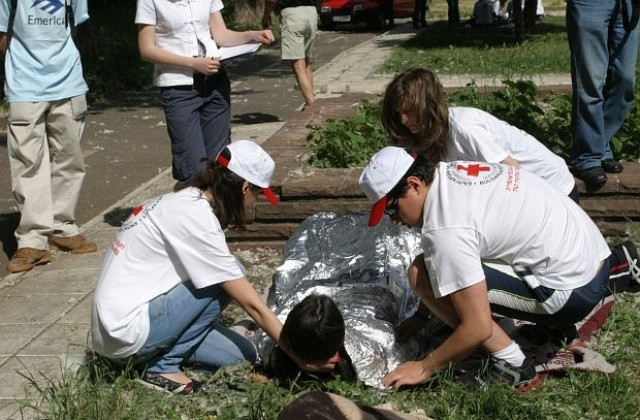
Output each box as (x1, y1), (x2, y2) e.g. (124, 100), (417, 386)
(138, 371), (208, 395)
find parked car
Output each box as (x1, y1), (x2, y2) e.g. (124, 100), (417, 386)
(319, 0), (414, 30)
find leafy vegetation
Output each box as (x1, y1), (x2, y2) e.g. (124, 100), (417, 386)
(308, 101), (388, 168)
(307, 80), (640, 168)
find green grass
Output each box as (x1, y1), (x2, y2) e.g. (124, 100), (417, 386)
(15, 289), (640, 419)
(381, 16), (571, 75)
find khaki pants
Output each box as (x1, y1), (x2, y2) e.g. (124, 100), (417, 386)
(8, 96), (87, 249)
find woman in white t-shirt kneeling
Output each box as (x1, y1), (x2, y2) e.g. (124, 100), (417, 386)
(91, 141), (334, 394)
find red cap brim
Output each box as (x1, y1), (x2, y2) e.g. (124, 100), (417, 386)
(262, 187), (279, 205)
(367, 196), (387, 227)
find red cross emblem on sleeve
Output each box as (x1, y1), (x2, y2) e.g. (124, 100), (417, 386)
(457, 163), (491, 176)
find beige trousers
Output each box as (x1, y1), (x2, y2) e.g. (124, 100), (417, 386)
(7, 96), (87, 250)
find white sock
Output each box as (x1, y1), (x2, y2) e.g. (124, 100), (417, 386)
(490, 341), (525, 367)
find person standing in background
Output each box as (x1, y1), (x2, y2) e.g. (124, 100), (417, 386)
(262, 0), (318, 109)
(136, 0), (275, 190)
(413, 0), (429, 28)
(566, 0), (640, 190)
(0, 0), (97, 274)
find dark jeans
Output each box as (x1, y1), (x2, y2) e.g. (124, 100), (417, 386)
(484, 260), (610, 327)
(161, 68), (231, 185)
(413, 0), (427, 25)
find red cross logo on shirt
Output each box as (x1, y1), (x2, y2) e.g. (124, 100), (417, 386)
(132, 205), (144, 216)
(457, 163), (491, 177)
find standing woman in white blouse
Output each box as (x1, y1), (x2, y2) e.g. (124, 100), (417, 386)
(135, 0), (275, 189)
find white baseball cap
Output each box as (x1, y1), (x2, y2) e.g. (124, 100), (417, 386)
(216, 140), (279, 205)
(358, 146), (416, 227)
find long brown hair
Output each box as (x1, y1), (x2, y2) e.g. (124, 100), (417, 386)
(381, 68), (450, 162)
(191, 147), (246, 229)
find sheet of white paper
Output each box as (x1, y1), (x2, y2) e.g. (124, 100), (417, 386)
(216, 43), (262, 60)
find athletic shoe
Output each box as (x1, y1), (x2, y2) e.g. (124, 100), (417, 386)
(49, 234), (97, 254)
(620, 240), (640, 284)
(137, 372), (208, 395)
(483, 356), (541, 392)
(7, 247), (51, 273)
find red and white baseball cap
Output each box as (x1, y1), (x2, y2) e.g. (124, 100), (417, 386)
(358, 146), (416, 227)
(216, 140), (279, 205)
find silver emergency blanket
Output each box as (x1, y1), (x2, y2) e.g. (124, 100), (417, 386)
(254, 212), (425, 388)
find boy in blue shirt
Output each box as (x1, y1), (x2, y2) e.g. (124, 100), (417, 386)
(0, 0), (96, 273)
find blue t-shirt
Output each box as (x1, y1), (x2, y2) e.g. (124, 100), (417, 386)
(0, 0), (89, 102)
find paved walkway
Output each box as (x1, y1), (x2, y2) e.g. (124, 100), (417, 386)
(0, 20), (573, 419)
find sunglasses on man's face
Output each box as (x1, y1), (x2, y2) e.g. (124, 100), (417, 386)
(385, 196), (400, 217)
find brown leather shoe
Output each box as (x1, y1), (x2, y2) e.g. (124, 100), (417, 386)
(7, 248), (51, 273)
(49, 235), (97, 254)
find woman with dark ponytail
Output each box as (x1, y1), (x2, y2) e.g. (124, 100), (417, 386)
(92, 141), (332, 394)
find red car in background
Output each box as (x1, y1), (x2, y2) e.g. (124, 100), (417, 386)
(319, 0), (414, 30)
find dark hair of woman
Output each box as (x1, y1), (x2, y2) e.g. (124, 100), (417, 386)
(387, 153), (438, 200)
(190, 147), (246, 229)
(381, 67), (450, 162)
(282, 294), (345, 361)
(262, 295), (357, 384)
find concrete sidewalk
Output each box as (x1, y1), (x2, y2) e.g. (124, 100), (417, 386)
(0, 19), (573, 419)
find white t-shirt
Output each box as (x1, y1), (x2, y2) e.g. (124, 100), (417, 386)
(135, 0), (224, 87)
(92, 187), (244, 358)
(446, 107), (575, 195)
(422, 161), (610, 299)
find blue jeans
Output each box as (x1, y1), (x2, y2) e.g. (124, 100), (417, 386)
(132, 281), (257, 374)
(161, 68), (231, 186)
(567, 0), (639, 170)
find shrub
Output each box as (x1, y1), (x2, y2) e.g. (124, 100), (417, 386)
(307, 80), (640, 168)
(308, 101), (388, 168)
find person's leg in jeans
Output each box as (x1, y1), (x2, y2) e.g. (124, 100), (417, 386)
(133, 281), (256, 377)
(601, 0), (639, 162)
(47, 96), (87, 237)
(413, 0), (427, 27)
(447, 0), (460, 25)
(161, 87), (208, 186)
(567, 0), (616, 173)
(200, 69), (231, 160)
